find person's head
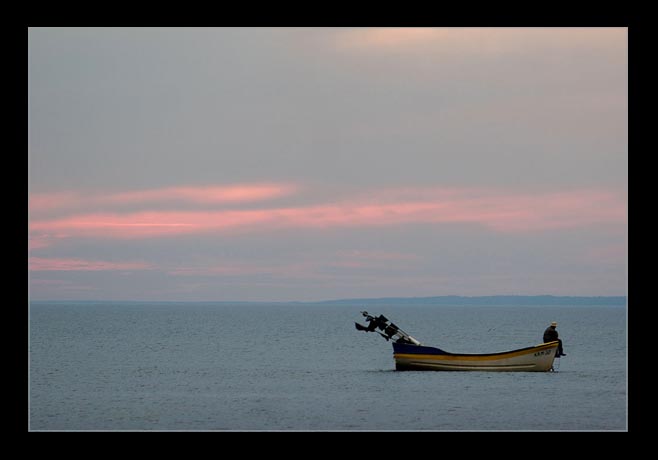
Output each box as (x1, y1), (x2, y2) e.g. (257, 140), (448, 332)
(551, 321), (557, 328)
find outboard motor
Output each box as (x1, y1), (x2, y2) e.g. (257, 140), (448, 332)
(355, 311), (421, 345)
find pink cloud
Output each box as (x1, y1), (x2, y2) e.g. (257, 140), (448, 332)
(333, 28), (626, 56)
(29, 210), (269, 238)
(104, 183), (297, 206)
(29, 183), (297, 214)
(169, 264), (278, 277)
(28, 187), (626, 240)
(29, 192), (81, 213)
(29, 257), (152, 271)
(28, 236), (51, 251)
(334, 28), (444, 50)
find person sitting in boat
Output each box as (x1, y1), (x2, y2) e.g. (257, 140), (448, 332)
(543, 321), (566, 357)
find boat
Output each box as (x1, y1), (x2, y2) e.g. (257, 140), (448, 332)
(355, 311), (559, 372)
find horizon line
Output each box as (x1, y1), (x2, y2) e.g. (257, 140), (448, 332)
(29, 294), (627, 304)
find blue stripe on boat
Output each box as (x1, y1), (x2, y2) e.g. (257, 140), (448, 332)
(393, 341), (557, 357)
(392, 343), (450, 355)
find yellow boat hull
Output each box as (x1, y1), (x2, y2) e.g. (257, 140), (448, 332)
(393, 341), (560, 372)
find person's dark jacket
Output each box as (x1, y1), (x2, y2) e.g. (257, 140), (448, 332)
(543, 326), (558, 343)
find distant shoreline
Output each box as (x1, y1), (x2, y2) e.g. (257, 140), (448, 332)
(30, 295), (627, 307)
(314, 295), (626, 306)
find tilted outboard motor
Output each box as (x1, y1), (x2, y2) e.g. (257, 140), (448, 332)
(355, 311), (421, 345)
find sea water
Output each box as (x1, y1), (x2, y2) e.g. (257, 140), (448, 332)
(29, 302), (626, 431)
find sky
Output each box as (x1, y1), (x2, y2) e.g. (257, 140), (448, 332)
(28, 27), (627, 302)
